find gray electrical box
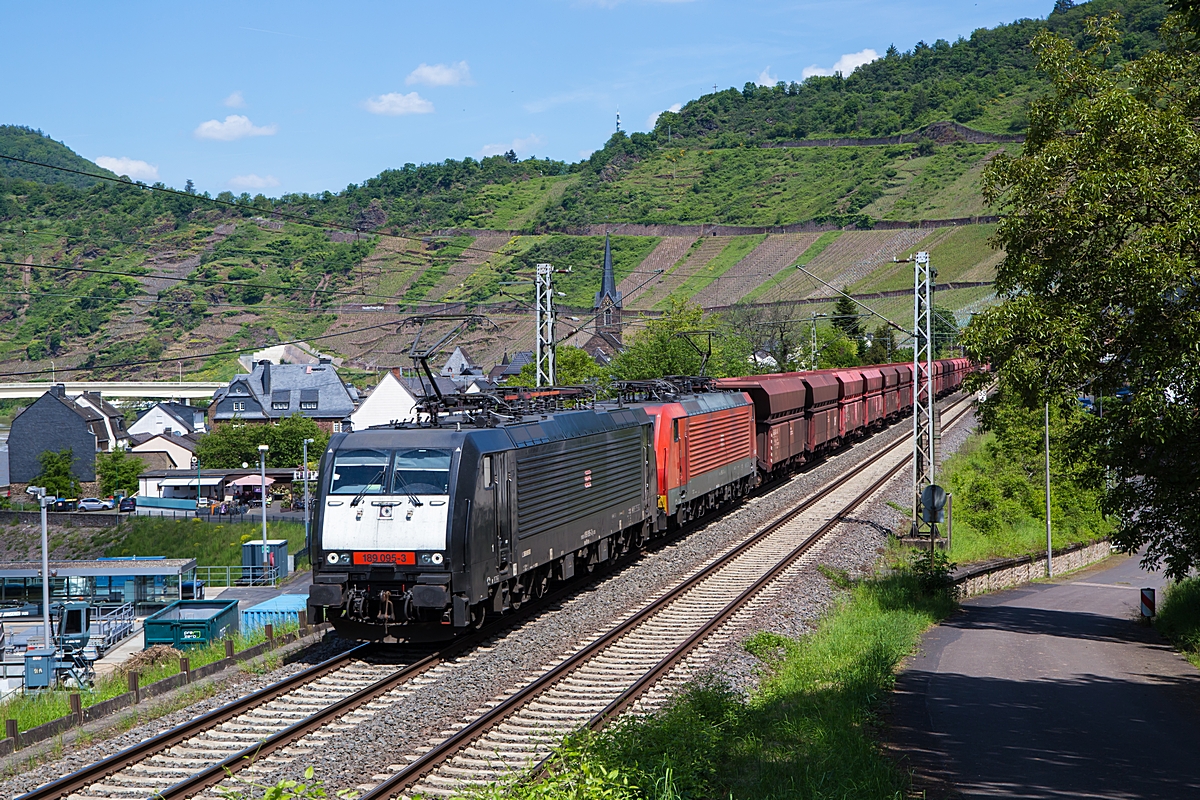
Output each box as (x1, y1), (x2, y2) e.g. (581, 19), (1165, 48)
(24, 648), (55, 690)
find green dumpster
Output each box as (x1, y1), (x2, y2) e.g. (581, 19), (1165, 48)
(143, 599), (239, 650)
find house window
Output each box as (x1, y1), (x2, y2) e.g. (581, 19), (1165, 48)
(300, 401), (318, 410)
(332, 422), (342, 433)
(233, 401), (245, 412)
(272, 401), (289, 410)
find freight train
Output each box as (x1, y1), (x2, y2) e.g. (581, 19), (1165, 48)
(308, 359), (970, 640)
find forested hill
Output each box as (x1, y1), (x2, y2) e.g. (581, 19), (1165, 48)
(648, 0), (1166, 145)
(0, 126), (116, 189)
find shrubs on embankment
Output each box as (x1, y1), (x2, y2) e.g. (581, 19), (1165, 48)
(467, 558), (956, 800)
(940, 400), (1112, 564)
(1155, 578), (1200, 667)
(104, 517), (305, 566)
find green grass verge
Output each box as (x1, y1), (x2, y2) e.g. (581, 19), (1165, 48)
(1156, 578), (1200, 668)
(467, 563), (955, 799)
(104, 518), (306, 566)
(0, 621), (298, 736)
(940, 428), (1113, 564)
(653, 234), (765, 310)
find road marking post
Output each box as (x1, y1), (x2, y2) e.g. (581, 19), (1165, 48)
(1141, 587), (1156, 618)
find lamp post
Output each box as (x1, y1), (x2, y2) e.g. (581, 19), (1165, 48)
(1045, 401), (1053, 578)
(191, 456), (201, 514)
(26, 486), (53, 649)
(258, 444), (269, 583)
(302, 438), (315, 556)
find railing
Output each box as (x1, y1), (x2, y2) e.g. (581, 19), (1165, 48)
(193, 565), (279, 588)
(89, 603), (135, 654)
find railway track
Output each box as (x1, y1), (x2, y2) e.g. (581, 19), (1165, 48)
(356, 392), (977, 799)
(19, 392), (974, 800)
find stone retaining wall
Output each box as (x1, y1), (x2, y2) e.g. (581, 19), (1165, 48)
(952, 540), (1112, 599)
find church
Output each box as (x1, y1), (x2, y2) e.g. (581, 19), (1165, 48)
(564, 233), (624, 363)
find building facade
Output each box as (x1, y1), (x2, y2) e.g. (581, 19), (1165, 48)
(209, 358), (356, 432)
(8, 387), (102, 483)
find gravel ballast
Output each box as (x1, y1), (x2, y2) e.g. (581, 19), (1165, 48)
(2, 395), (980, 798)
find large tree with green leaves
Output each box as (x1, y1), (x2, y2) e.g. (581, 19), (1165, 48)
(965, 10), (1200, 577)
(34, 449), (81, 498)
(516, 345), (608, 387)
(195, 415), (329, 470)
(96, 448), (143, 496)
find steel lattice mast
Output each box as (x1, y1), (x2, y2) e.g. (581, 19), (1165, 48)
(535, 263), (556, 387)
(912, 250), (939, 540)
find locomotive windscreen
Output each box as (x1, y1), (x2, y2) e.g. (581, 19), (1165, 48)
(392, 449), (452, 495)
(330, 449), (388, 494)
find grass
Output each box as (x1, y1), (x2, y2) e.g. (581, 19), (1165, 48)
(1155, 578), (1200, 668)
(0, 621), (298, 736)
(654, 234), (765, 309)
(939, 427), (1114, 565)
(104, 518), (306, 566)
(467, 562), (956, 800)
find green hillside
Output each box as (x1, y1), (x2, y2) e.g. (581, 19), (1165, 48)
(0, 126), (117, 189)
(0, 0), (1168, 378)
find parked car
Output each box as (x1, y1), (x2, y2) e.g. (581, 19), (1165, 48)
(77, 498), (114, 512)
(118, 497), (137, 513)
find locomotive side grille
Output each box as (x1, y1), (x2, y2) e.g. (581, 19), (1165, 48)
(686, 408), (753, 476)
(514, 427), (645, 539)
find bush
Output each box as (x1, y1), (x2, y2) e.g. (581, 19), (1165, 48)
(1156, 578), (1200, 665)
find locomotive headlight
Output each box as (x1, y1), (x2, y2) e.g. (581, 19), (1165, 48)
(326, 552), (350, 565)
(431, 553), (444, 565)
(326, 552), (339, 564)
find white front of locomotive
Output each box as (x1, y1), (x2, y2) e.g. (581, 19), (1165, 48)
(320, 445), (453, 569)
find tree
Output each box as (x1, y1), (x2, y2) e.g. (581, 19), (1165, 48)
(964, 12), (1200, 578)
(517, 345), (607, 387)
(34, 449), (81, 498)
(815, 326), (860, 368)
(832, 289), (864, 345)
(864, 323), (896, 364)
(723, 302), (807, 373)
(195, 415), (329, 470)
(610, 299), (710, 380)
(95, 448), (143, 496)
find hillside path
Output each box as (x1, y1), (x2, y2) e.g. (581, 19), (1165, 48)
(889, 553), (1200, 799)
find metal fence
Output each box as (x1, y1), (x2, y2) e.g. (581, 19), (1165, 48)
(194, 565), (279, 588)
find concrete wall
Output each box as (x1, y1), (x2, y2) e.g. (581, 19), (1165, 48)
(953, 540), (1113, 599)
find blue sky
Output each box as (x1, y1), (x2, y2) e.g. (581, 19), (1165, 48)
(4, 0), (1051, 196)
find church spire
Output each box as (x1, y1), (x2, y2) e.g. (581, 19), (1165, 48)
(594, 233), (622, 309)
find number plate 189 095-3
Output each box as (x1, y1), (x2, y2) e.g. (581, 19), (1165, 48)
(353, 551), (416, 565)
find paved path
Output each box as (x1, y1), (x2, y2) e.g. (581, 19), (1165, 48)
(891, 553), (1200, 799)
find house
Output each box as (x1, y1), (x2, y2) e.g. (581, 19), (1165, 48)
(440, 347), (484, 380)
(72, 392), (129, 452)
(488, 351), (534, 383)
(8, 386), (107, 483)
(128, 431), (199, 470)
(349, 370), (420, 430)
(130, 401), (207, 437)
(209, 358), (357, 432)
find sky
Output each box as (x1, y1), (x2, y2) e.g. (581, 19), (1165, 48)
(3, 0), (1052, 197)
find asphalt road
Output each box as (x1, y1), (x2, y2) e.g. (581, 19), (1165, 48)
(891, 553), (1200, 799)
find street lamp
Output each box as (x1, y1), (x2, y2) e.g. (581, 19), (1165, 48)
(26, 486), (54, 648)
(191, 456), (201, 514)
(302, 438), (315, 556)
(258, 444), (269, 583)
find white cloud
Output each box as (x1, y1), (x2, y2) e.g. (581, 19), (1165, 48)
(224, 90), (246, 108)
(194, 114), (277, 141)
(228, 173), (280, 190)
(646, 102), (683, 129)
(479, 134), (546, 158)
(94, 156), (159, 181)
(756, 67), (778, 87)
(802, 48), (880, 79)
(364, 91), (435, 115)
(405, 61), (472, 87)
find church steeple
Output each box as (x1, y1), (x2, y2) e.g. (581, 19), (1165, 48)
(594, 233), (622, 309)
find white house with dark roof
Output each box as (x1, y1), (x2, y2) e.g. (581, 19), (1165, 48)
(209, 358), (357, 432)
(130, 401), (207, 437)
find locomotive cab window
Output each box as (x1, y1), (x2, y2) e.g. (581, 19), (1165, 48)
(329, 449), (389, 495)
(392, 449), (452, 495)
(482, 455), (493, 488)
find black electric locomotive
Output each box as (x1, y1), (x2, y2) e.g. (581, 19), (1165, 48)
(308, 405), (658, 640)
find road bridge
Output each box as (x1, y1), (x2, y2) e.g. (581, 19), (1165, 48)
(0, 381), (225, 400)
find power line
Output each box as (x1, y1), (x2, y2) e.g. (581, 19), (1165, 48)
(0, 317), (414, 379)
